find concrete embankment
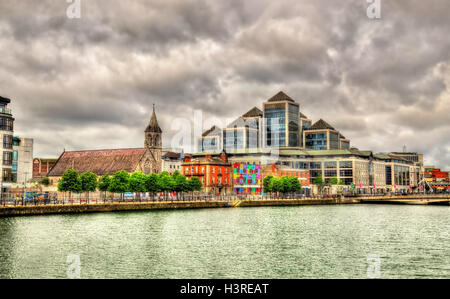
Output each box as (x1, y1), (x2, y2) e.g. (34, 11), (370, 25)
(357, 194), (450, 205)
(0, 198), (359, 217)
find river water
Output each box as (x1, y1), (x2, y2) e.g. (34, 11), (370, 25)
(0, 204), (449, 279)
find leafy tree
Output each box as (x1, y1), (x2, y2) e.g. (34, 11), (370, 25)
(187, 177), (203, 195)
(40, 177), (50, 186)
(158, 172), (175, 200)
(313, 174), (325, 194)
(174, 174), (189, 199)
(98, 174), (111, 200)
(172, 170), (181, 179)
(270, 177), (282, 194)
(129, 172), (148, 197)
(145, 173), (160, 198)
(58, 169), (82, 200)
(287, 176), (302, 193)
(80, 172), (98, 203)
(313, 174), (324, 185)
(263, 176), (273, 193)
(108, 170), (130, 200)
(98, 174), (111, 191)
(329, 177), (338, 185)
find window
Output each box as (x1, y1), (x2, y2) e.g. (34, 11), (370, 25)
(12, 162), (17, 172)
(3, 169), (12, 182)
(3, 135), (12, 149)
(309, 162), (321, 169)
(3, 151), (12, 166)
(0, 117), (13, 131)
(339, 161), (353, 169)
(324, 170), (337, 177)
(324, 161), (337, 169)
(340, 169), (353, 177)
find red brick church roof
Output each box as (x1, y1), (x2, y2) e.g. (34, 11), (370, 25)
(48, 148), (146, 177)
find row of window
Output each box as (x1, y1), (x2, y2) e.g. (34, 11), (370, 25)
(184, 166), (229, 175)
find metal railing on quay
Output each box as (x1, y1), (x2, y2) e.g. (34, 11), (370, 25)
(0, 191), (446, 207)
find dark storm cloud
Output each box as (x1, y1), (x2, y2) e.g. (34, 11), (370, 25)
(0, 0), (449, 168)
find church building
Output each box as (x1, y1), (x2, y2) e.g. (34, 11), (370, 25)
(47, 106), (163, 183)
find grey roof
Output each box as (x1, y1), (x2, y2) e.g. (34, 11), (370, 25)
(267, 91), (295, 103)
(242, 107), (263, 118)
(202, 125), (221, 137)
(307, 119), (336, 131)
(299, 112), (308, 119)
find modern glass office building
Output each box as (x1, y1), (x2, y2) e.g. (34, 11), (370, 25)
(263, 92), (300, 148)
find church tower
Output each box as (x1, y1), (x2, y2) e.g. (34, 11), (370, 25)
(141, 104), (162, 174)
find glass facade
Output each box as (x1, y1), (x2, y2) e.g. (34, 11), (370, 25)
(288, 104), (299, 147)
(265, 106), (286, 147)
(329, 132), (339, 149)
(199, 137), (219, 152)
(305, 133), (327, 150)
(246, 129), (259, 149)
(341, 140), (350, 150)
(385, 166), (392, 185)
(224, 130), (245, 150)
(394, 165), (410, 186)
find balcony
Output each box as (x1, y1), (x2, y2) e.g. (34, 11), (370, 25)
(0, 107), (12, 115)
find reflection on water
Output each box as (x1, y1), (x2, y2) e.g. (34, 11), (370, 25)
(0, 205), (449, 278)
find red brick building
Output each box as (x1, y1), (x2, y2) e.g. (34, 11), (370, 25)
(33, 158), (58, 179)
(182, 151), (232, 195)
(262, 164), (310, 187)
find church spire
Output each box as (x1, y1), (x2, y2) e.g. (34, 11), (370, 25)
(145, 104), (162, 133)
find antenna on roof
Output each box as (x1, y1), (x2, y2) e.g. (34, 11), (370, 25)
(403, 145), (407, 152)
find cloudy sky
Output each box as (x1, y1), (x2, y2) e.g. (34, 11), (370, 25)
(0, 0), (449, 168)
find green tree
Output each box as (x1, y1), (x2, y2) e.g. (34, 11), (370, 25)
(108, 170), (130, 200)
(158, 172), (175, 200)
(313, 174), (325, 194)
(58, 169), (82, 201)
(172, 170), (181, 179)
(80, 172), (98, 203)
(263, 176), (273, 194)
(129, 171), (148, 200)
(98, 174), (111, 200)
(187, 177), (203, 198)
(287, 176), (302, 193)
(174, 174), (189, 199)
(329, 177), (339, 185)
(40, 177), (50, 186)
(145, 173), (160, 199)
(270, 177), (282, 194)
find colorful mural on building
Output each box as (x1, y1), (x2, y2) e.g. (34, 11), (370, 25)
(233, 162), (262, 195)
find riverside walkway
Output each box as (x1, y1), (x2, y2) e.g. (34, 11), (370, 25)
(0, 195), (448, 217)
(0, 197), (358, 217)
